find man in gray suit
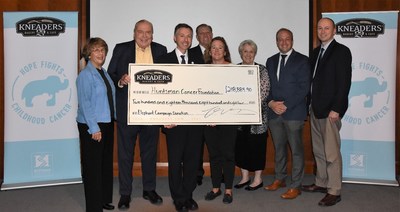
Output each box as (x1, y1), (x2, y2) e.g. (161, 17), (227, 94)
(264, 28), (310, 200)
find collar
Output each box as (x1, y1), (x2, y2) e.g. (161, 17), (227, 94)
(280, 48), (293, 57)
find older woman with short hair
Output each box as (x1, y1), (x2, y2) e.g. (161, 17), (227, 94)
(77, 37), (116, 212)
(234, 39), (270, 191)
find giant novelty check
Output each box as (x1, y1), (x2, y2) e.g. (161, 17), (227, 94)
(128, 64), (261, 125)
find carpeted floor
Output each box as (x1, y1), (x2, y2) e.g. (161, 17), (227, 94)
(0, 175), (399, 212)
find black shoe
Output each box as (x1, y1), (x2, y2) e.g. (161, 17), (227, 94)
(185, 198), (199, 210)
(174, 200), (189, 212)
(318, 194), (341, 206)
(234, 180), (250, 189)
(205, 190), (222, 201)
(118, 195), (131, 210)
(197, 176), (203, 186)
(245, 182), (263, 191)
(102, 203), (115, 210)
(143, 190), (163, 205)
(222, 193), (233, 204)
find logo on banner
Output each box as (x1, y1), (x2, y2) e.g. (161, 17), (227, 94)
(16, 17), (65, 37)
(10, 61), (73, 125)
(32, 153), (52, 176)
(349, 153), (365, 168)
(343, 62), (390, 126)
(336, 18), (384, 38)
(348, 153), (366, 176)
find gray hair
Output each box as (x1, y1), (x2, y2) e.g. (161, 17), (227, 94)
(238, 39), (258, 56)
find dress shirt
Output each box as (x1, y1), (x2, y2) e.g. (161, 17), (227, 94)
(135, 43), (153, 64)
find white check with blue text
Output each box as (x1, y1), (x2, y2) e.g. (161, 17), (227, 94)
(128, 64), (261, 125)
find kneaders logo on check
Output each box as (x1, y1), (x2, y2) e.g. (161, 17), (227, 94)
(134, 70), (172, 84)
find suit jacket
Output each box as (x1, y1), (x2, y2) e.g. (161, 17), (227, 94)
(188, 45), (205, 64)
(310, 39), (352, 119)
(107, 40), (167, 123)
(266, 50), (310, 121)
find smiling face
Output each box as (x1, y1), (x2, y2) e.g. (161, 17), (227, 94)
(317, 18), (336, 45)
(134, 21), (153, 49)
(174, 27), (193, 53)
(240, 44), (256, 65)
(89, 45), (107, 68)
(196, 26), (213, 48)
(210, 40), (226, 63)
(276, 29), (293, 54)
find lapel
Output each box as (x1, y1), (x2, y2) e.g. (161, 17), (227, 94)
(285, 51), (293, 68)
(273, 53), (280, 75)
(318, 39), (336, 69)
(130, 40), (136, 63)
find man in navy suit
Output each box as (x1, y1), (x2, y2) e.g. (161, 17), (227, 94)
(188, 23), (212, 186)
(302, 17), (352, 207)
(264, 28), (310, 200)
(156, 23), (204, 212)
(108, 19), (167, 209)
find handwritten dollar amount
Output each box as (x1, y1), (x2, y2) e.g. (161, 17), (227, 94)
(225, 86), (252, 93)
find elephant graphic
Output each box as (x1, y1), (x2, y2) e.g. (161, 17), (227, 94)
(349, 77), (387, 108)
(21, 75), (69, 107)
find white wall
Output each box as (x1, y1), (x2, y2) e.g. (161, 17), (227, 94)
(90, 0), (309, 68)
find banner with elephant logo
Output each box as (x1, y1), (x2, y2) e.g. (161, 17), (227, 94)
(323, 11), (398, 186)
(2, 12), (81, 190)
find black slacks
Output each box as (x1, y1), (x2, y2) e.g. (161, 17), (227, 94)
(78, 122), (114, 212)
(164, 125), (204, 203)
(204, 126), (237, 189)
(117, 124), (160, 195)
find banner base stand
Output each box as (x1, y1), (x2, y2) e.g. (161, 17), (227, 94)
(343, 177), (399, 187)
(1, 178), (82, 191)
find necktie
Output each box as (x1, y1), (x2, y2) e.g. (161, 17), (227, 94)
(278, 54), (287, 81)
(318, 48), (324, 65)
(180, 55), (186, 64)
(313, 47), (324, 78)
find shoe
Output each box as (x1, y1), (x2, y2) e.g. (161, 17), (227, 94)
(205, 190), (222, 201)
(318, 194), (341, 206)
(245, 182), (263, 191)
(264, 180), (286, 191)
(102, 203), (115, 210)
(222, 193), (233, 204)
(118, 195), (131, 210)
(281, 188), (302, 199)
(302, 184), (327, 193)
(143, 190), (163, 205)
(185, 198), (199, 210)
(197, 176), (203, 186)
(174, 200), (189, 212)
(234, 180), (250, 189)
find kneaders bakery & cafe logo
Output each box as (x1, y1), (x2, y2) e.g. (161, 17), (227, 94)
(336, 18), (384, 38)
(16, 17), (65, 37)
(134, 70), (172, 84)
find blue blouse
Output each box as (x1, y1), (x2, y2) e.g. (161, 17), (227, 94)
(76, 61), (116, 134)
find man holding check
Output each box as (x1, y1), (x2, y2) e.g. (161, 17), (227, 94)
(155, 23), (204, 212)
